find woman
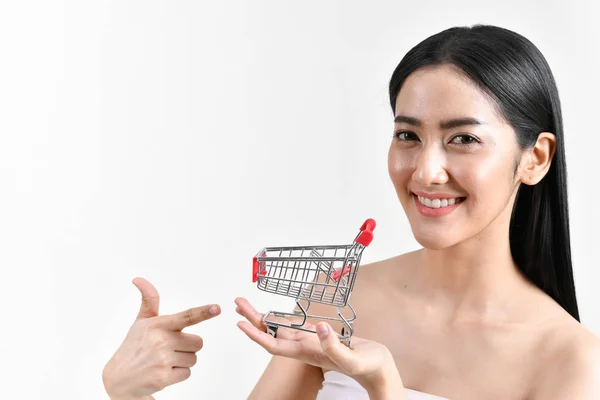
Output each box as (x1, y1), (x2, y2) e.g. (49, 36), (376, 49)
(102, 24), (600, 399)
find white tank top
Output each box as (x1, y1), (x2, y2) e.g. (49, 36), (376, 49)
(316, 371), (447, 400)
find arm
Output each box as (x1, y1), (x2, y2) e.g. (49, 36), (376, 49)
(239, 264), (407, 399)
(248, 356), (324, 400)
(246, 298), (331, 399)
(363, 363), (407, 400)
(243, 273), (347, 400)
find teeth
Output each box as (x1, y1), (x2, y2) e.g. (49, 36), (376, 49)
(417, 195), (461, 209)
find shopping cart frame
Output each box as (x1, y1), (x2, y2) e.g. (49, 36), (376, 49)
(252, 219), (376, 345)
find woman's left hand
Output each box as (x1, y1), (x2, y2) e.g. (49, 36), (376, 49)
(234, 297), (406, 399)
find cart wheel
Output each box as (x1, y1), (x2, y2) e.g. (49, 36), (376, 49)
(266, 325), (278, 338)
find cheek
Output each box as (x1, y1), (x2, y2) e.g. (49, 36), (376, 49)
(387, 147), (414, 184)
(450, 152), (515, 206)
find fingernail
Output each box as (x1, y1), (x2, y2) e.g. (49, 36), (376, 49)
(209, 305), (219, 315)
(316, 324), (329, 339)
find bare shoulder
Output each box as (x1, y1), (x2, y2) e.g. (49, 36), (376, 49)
(354, 250), (419, 288)
(531, 314), (600, 399)
(348, 250), (419, 310)
(295, 251), (414, 319)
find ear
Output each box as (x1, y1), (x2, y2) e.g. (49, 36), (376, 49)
(518, 132), (556, 185)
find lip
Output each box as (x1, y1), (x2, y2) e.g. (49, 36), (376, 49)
(412, 193), (464, 217)
(412, 191), (465, 200)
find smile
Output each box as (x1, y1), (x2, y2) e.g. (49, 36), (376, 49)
(416, 195), (465, 209)
(412, 193), (466, 217)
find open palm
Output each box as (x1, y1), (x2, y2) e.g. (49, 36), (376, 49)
(234, 297), (401, 391)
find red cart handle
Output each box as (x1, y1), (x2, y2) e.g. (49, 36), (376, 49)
(356, 218), (376, 246)
(252, 250), (267, 282)
(252, 256), (259, 283)
(360, 218), (376, 232)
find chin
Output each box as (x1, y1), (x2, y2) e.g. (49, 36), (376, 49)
(411, 229), (461, 250)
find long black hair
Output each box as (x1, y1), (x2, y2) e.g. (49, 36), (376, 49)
(388, 24), (579, 321)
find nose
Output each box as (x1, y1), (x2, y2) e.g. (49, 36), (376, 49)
(412, 145), (449, 186)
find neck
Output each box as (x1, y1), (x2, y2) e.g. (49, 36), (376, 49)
(412, 213), (534, 324)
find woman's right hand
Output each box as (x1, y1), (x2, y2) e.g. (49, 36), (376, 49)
(102, 277), (221, 400)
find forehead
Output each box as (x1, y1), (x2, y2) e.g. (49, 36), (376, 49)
(394, 65), (504, 126)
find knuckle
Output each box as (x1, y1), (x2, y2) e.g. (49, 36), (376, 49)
(190, 353), (198, 367)
(156, 351), (171, 368)
(180, 367), (192, 381)
(135, 318), (153, 333)
(145, 317), (161, 330)
(195, 336), (204, 351)
(150, 332), (168, 349)
(142, 294), (160, 306)
(183, 309), (195, 326)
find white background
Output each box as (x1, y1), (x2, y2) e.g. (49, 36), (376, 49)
(0, 1), (598, 399)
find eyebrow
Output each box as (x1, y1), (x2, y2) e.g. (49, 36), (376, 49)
(394, 115), (486, 130)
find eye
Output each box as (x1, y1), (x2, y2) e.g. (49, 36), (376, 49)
(450, 134), (480, 146)
(393, 130), (420, 142)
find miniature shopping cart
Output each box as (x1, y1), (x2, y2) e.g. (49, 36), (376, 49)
(252, 218), (376, 344)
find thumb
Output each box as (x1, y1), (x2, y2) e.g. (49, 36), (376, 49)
(133, 277), (160, 320)
(316, 322), (354, 370)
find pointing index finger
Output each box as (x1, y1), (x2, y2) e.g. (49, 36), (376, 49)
(160, 304), (221, 331)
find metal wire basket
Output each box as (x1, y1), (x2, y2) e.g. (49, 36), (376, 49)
(252, 218), (376, 343)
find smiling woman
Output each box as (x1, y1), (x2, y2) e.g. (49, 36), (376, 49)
(101, 24), (600, 400)
(237, 24), (600, 400)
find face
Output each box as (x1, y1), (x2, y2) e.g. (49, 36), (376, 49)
(388, 64), (523, 249)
